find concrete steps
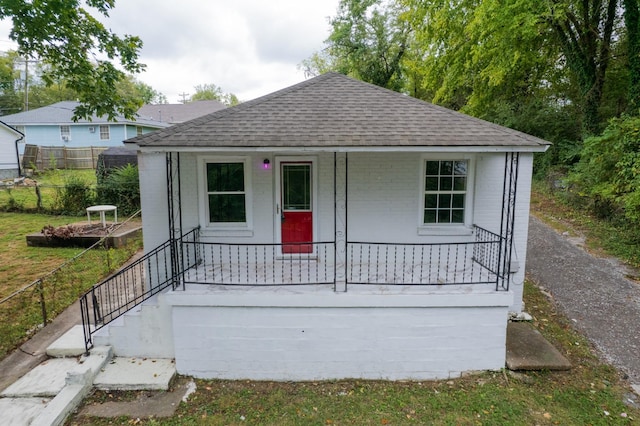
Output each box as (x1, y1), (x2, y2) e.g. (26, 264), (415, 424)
(0, 324), (176, 426)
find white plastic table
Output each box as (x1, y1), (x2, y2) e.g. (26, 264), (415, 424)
(86, 205), (117, 228)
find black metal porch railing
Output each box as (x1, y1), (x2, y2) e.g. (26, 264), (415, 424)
(80, 225), (508, 352)
(79, 227), (200, 352)
(180, 241), (336, 286)
(346, 225), (503, 286)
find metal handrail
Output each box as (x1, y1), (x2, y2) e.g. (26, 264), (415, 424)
(80, 227), (199, 353)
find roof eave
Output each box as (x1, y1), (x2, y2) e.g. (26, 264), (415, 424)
(131, 144), (550, 154)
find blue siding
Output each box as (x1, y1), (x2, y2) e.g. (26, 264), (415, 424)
(17, 124), (159, 154)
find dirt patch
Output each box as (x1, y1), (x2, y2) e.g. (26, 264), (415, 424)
(77, 376), (194, 419)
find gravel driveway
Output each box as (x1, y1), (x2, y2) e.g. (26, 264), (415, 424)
(526, 216), (640, 384)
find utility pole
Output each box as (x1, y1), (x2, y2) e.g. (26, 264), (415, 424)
(178, 92), (189, 104)
(18, 56), (39, 112)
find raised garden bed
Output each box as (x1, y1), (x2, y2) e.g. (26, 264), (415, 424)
(26, 220), (142, 248)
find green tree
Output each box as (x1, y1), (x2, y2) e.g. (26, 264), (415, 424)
(543, 0), (619, 135)
(0, 51), (21, 115)
(324, 0), (409, 91)
(190, 83), (239, 106)
(0, 0), (145, 121)
(624, 0), (640, 113)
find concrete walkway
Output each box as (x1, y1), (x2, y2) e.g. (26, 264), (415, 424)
(527, 215), (640, 388)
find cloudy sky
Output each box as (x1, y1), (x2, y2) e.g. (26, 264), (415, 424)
(0, 0), (341, 103)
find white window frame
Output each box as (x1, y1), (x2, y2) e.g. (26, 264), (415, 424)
(99, 125), (110, 140)
(418, 154), (475, 236)
(197, 156), (253, 236)
(60, 125), (70, 141)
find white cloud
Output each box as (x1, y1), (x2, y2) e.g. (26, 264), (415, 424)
(0, 0), (340, 103)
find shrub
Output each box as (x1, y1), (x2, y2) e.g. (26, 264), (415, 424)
(567, 114), (640, 223)
(56, 175), (95, 215)
(96, 164), (140, 215)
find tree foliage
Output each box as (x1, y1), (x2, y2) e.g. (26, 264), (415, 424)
(190, 83), (239, 106)
(568, 115), (640, 223)
(0, 0), (145, 121)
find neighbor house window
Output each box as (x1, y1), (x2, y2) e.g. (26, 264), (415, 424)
(60, 125), (70, 141)
(99, 125), (110, 140)
(206, 162), (246, 223)
(136, 126), (143, 136)
(423, 160), (468, 224)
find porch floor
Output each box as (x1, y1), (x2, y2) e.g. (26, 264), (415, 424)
(180, 259), (498, 289)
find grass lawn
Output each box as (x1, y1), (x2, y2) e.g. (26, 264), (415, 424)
(0, 211), (142, 358)
(0, 212), (89, 299)
(0, 169), (96, 212)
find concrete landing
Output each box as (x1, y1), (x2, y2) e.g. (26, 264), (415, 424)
(93, 357), (176, 391)
(0, 397), (50, 426)
(46, 325), (87, 357)
(506, 322), (571, 371)
(0, 358), (81, 397)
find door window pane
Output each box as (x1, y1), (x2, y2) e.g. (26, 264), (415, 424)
(283, 164), (311, 210)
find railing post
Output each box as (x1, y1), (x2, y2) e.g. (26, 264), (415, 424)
(37, 279), (47, 325)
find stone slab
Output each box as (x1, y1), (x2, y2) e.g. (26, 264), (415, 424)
(93, 357), (176, 391)
(506, 322), (571, 371)
(46, 325), (87, 358)
(0, 358), (80, 397)
(632, 384), (640, 396)
(0, 397), (51, 426)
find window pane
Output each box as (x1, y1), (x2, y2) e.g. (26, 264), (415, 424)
(426, 161), (439, 175)
(283, 164), (311, 210)
(453, 177), (466, 191)
(425, 194), (437, 209)
(452, 194), (465, 209)
(439, 176), (453, 191)
(438, 210), (451, 223)
(440, 161), (453, 175)
(207, 163), (244, 192)
(425, 176), (438, 191)
(439, 194), (451, 208)
(209, 194), (246, 222)
(424, 210), (436, 224)
(451, 209), (464, 223)
(454, 161), (467, 175)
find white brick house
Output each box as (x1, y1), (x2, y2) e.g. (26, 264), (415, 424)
(82, 73), (550, 380)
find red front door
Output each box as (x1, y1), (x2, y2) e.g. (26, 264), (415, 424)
(281, 162), (312, 253)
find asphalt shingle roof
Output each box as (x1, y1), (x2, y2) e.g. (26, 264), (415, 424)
(1, 101), (166, 128)
(137, 101), (226, 124)
(126, 72), (550, 150)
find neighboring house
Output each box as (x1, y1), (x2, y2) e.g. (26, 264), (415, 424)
(0, 101), (167, 152)
(0, 120), (23, 179)
(83, 73), (550, 381)
(137, 100), (226, 125)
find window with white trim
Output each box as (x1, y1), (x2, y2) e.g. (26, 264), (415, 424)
(136, 126), (143, 136)
(423, 160), (468, 224)
(206, 162), (247, 223)
(99, 125), (110, 140)
(60, 125), (70, 141)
